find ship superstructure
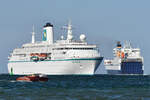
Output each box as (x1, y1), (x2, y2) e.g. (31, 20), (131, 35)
(104, 41), (144, 75)
(8, 21), (103, 75)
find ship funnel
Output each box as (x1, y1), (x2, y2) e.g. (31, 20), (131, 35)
(117, 41), (121, 48)
(43, 23), (54, 44)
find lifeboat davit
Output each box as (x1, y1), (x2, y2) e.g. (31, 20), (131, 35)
(16, 74), (48, 82)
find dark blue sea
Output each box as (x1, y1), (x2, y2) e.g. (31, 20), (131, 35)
(0, 75), (150, 100)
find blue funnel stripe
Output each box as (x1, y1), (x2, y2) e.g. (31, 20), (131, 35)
(42, 29), (47, 41)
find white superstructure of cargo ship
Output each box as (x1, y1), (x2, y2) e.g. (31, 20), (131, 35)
(104, 41), (144, 75)
(8, 21), (103, 75)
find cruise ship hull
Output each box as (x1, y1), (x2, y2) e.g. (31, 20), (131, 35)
(8, 57), (103, 75)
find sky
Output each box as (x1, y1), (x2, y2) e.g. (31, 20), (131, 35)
(0, 0), (150, 74)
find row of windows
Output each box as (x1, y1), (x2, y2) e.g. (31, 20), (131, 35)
(53, 48), (97, 50)
(22, 46), (46, 48)
(13, 54), (26, 57)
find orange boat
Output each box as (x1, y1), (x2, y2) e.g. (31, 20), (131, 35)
(16, 74), (48, 82)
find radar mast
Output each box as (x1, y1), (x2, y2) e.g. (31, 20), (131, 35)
(31, 25), (35, 43)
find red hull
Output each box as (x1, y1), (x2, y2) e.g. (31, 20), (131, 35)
(16, 75), (48, 82)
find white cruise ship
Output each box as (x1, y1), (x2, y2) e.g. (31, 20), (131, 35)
(8, 21), (103, 75)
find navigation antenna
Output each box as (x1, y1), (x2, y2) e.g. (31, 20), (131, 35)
(62, 20), (73, 41)
(31, 25), (35, 43)
(124, 41), (131, 49)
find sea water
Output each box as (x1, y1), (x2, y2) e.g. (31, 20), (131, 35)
(0, 75), (150, 100)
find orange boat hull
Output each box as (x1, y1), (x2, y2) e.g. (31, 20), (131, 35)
(16, 76), (48, 82)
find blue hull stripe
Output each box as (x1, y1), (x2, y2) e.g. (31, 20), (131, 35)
(8, 57), (103, 63)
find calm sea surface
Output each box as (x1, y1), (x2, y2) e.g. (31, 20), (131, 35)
(0, 75), (150, 100)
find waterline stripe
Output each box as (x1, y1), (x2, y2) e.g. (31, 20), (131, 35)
(8, 57), (103, 63)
